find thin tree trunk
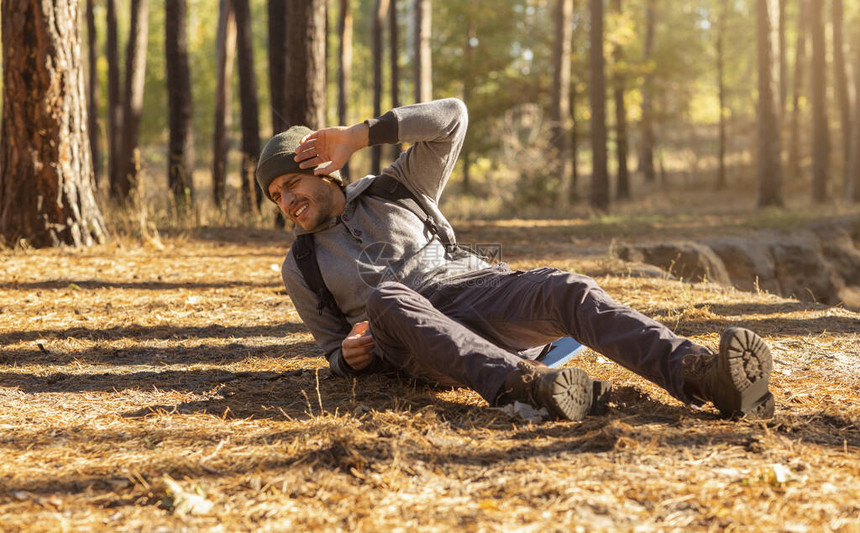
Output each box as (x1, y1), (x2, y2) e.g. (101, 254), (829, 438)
(86, 0), (101, 185)
(234, 0), (262, 212)
(569, 81), (579, 200)
(757, 0), (784, 207)
(268, 0), (287, 135)
(106, 0), (123, 198)
(590, 0), (609, 211)
(462, 16), (475, 193)
(212, 0), (236, 210)
(810, 0), (829, 202)
(638, 0), (656, 183)
(338, 0), (353, 181)
(118, 0), (150, 203)
(166, 0), (195, 215)
(788, 0), (807, 182)
(371, 0), (389, 175)
(849, 36), (860, 203)
(414, 0), (432, 102)
(832, 0), (852, 196)
(716, 0), (728, 189)
(1, 0), (107, 247)
(285, 0), (327, 129)
(389, 0), (402, 160)
(778, 0), (788, 113)
(612, 0), (629, 200)
(553, 0), (573, 206)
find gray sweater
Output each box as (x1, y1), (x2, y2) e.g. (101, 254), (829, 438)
(281, 98), (490, 377)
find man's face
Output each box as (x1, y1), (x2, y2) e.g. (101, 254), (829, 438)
(268, 173), (345, 232)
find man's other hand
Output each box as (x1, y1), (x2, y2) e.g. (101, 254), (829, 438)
(294, 123), (369, 176)
(342, 320), (374, 371)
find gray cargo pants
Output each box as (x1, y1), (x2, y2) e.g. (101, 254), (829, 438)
(366, 264), (705, 404)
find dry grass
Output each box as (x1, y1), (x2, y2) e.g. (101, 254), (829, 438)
(1, 213), (859, 532)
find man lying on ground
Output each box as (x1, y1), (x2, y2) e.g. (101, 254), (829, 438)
(255, 98), (774, 421)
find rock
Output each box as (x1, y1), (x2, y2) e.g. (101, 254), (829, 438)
(617, 241), (731, 285)
(769, 237), (842, 304)
(707, 238), (781, 294)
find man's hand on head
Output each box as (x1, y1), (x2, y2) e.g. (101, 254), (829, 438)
(294, 123), (369, 176)
(342, 320), (374, 371)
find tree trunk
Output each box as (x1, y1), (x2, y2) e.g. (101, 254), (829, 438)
(371, 0), (389, 175)
(638, 0), (656, 183)
(715, 0), (728, 190)
(552, 0), (573, 206)
(1, 0), (108, 248)
(778, 0), (788, 113)
(212, 0), (236, 210)
(810, 0), (829, 203)
(757, 0), (784, 207)
(569, 81), (579, 201)
(590, 0), (609, 211)
(337, 0), (353, 181)
(832, 0), (851, 197)
(389, 0), (402, 161)
(86, 0), (101, 185)
(612, 0), (629, 200)
(106, 0), (123, 198)
(117, 0), (150, 204)
(849, 37), (860, 203)
(165, 0), (195, 215)
(285, 0), (327, 129)
(234, 0), (262, 212)
(414, 0), (432, 103)
(268, 0), (288, 135)
(788, 0), (807, 181)
(462, 16), (475, 193)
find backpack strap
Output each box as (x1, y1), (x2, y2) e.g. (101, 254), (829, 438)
(292, 233), (351, 333)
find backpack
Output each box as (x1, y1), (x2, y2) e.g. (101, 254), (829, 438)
(291, 175), (462, 331)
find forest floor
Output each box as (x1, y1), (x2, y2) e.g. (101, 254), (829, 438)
(1, 193), (859, 531)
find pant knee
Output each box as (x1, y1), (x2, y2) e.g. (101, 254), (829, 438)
(366, 281), (411, 322)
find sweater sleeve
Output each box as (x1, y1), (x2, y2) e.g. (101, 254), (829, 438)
(364, 98), (468, 204)
(282, 252), (355, 378)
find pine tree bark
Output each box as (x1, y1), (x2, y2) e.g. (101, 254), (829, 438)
(757, 0), (784, 207)
(831, 0), (852, 198)
(165, 0), (195, 214)
(106, 0), (123, 197)
(414, 0), (432, 103)
(612, 0), (629, 200)
(810, 0), (829, 202)
(212, 0), (236, 210)
(285, 0), (327, 129)
(715, 0), (728, 190)
(638, 0), (656, 183)
(371, 0), (389, 175)
(337, 0), (353, 181)
(86, 0), (101, 185)
(268, 0), (288, 135)
(1, 0), (108, 248)
(788, 0), (807, 182)
(590, 0), (609, 211)
(117, 0), (150, 203)
(552, 0), (573, 206)
(234, 0), (262, 212)
(389, 0), (402, 160)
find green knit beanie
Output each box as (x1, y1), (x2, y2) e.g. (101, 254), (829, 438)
(256, 125), (343, 202)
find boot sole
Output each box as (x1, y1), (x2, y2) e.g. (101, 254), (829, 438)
(540, 367), (594, 421)
(717, 327), (774, 418)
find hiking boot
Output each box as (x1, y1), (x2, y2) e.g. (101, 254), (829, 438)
(495, 360), (610, 421)
(682, 327), (775, 419)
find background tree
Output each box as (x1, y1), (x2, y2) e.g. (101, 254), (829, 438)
(610, 0), (629, 200)
(338, 0), (354, 181)
(552, 0), (573, 205)
(788, 0), (807, 182)
(778, 0), (787, 113)
(715, 0), (728, 189)
(285, 0), (326, 129)
(810, 0), (829, 203)
(389, 0), (402, 160)
(106, 0), (123, 197)
(1, 0), (108, 247)
(371, 0), (389, 175)
(831, 0), (852, 197)
(757, 0), (783, 207)
(850, 39), (860, 203)
(638, 0), (657, 183)
(414, 0), (432, 103)
(165, 0), (195, 214)
(211, 0), (236, 210)
(234, 0), (262, 212)
(86, 0), (101, 184)
(590, 0), (609, 211)
(117, 0), (150, 203)
(268, 0), (288, 135)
